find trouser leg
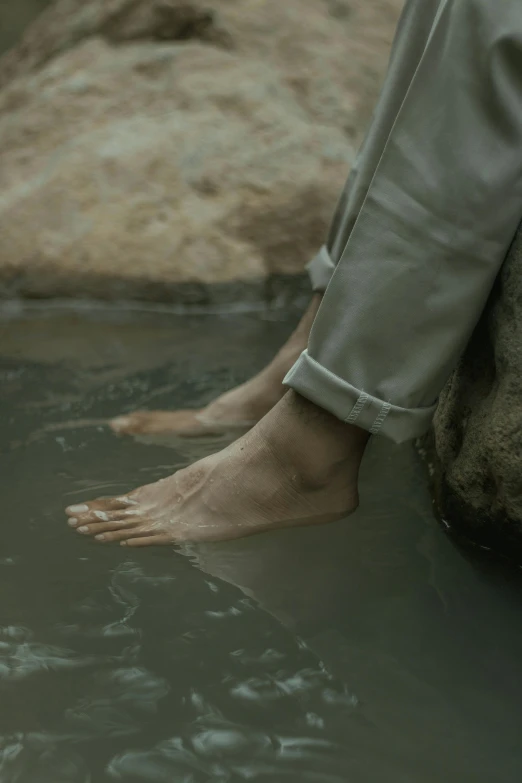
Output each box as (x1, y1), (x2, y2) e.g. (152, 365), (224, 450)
(289, 0), (522, 442)
(309, 0), (443, 291)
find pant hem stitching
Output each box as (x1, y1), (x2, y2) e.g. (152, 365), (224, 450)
(345, 392), (369, 423)
(370, 402), (392, 434)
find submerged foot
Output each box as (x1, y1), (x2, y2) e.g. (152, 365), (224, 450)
(110, 295), (322, 437)
(109, 378), (281, 438)
(66, 392), (369, 547)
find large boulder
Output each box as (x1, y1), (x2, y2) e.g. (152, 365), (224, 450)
(0, 0), (402, 303)
(431, 227), (522, 559)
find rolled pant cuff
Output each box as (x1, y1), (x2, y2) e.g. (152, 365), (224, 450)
(284, 350), (437, 443)
(307, 245), (336, 292)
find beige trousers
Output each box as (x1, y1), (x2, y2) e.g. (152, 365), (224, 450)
(284, 0), (522, 442)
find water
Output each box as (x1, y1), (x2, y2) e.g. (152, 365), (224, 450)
(0, 1), (53, 57)
(1, 303), (522, 783)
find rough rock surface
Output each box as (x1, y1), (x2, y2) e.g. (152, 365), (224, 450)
(431, 226), (522, 559)
(0, 0), (402, 302)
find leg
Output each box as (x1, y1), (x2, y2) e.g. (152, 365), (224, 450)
(66, 0), (522, 547)
(110, 0), (439, 439)
(285, 0), (522, 442)
(308, 0), (443, 290)
(64, 0), (441, 543)
(110, 293), (323, 437)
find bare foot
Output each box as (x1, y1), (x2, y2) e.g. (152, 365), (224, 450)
(66, 392), (369, 547)
(110, 295), (322, 437)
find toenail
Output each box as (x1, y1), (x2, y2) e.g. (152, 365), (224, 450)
(95, 534), (105, 541)
(118, 495), (138, 505)
(77, 526), (89, 534)
(112, 417), (130, 428)
(68, 504), (89, 513)
(68, 518), (78, 527)
(120, 541), (127, 546)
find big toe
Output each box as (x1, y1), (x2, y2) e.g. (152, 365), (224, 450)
(109, 410), (217, 437)
(69, 508), (145, 537)
(65, 495), (136, 523)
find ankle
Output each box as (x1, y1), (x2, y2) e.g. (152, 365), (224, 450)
(260, 391), (369, 489)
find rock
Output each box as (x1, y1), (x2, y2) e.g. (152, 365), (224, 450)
(431, 225), (522, 559)
(0, 0), (402, 302)
(0, 0), (232, 86)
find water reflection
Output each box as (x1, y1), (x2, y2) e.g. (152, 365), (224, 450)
(183, 439), (522, 782)
(1, 308), (522, 782)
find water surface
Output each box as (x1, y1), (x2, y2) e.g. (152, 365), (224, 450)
(0, 0), (53, 57)
(1, 304), (522, 783)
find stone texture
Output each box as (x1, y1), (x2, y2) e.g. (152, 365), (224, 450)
(0, 0), (402, 302)
(431, 226), (522, 559)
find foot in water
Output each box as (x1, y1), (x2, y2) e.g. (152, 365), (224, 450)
(66, 392), (369, 547)
(110, 295), (322, 437)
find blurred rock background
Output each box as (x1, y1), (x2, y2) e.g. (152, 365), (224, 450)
(0, 0), (402, 302)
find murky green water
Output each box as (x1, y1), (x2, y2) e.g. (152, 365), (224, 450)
(0, 0), (53, 57)
(1, 304), (522, 783)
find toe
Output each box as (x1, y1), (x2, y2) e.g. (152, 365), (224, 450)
(74, 515), (141, 537)
(92, 525), (158, 544)
(110, 412), (170, 435)
(68, 509), (122, 528)
(122, 534), (172, 547)
(65, 496), (136, 520)
(69, 505), (141, 530)
(110, 413), (142, 434)
(110, 409), (211, 436)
